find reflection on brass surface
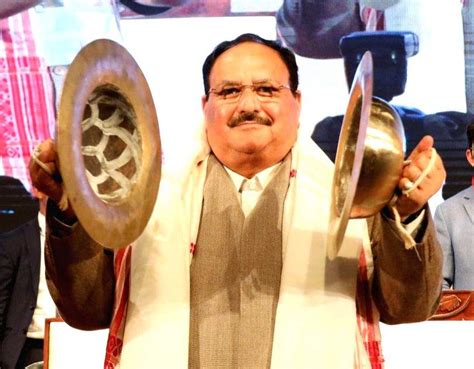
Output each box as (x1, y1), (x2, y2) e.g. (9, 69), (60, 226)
(327, 51), (405, 260)
(350, 98), (405, 218)
(57, 39), (161, 249)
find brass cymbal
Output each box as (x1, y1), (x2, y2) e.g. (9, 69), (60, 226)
(57, 39), (161, 249)
(326, 51), (406, 260)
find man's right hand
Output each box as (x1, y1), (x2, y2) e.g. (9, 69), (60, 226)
(29, 139), (76, 219)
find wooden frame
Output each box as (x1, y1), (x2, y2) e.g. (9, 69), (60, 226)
(43, 317), (64, 369)
(43, 317), (109, 369)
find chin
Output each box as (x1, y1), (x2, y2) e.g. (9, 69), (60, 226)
(233, 129), (271, 150)
(230, 140), (266, 155)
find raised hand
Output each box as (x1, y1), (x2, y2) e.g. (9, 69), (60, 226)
(395, 135), (446, 218)
(29, 139), (75, 219)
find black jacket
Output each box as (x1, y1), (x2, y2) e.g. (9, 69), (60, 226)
(0, 218), (40, 369)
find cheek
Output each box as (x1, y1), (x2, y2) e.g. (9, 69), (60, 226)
(267, 103), (299, 132)
(205, 103), (231, 126)
(205, 105), (232, 139)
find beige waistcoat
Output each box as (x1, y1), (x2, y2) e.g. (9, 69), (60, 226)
(189, 154), (290, 368)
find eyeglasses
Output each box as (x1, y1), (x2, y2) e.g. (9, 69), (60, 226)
(208, 81), (292, 103)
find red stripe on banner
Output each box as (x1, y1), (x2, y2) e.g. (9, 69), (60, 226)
(7, 60), (30, 181)
(21, 11), (37, 57)
(25, 68), (42, 141)
(105, 246), (132, 369)
(356, 249), (384, 368)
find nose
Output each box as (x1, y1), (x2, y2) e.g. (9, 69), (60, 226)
(236, 86), (261, 112)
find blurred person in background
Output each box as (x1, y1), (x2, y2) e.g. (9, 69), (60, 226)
(434, 122), (474, 290)
(276, 0), (472, 200)
(0, 176), (56, 369)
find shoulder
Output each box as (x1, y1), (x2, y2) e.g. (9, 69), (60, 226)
(295, 135), (333, 162)
(0, 218), (39, 261)
(0, 218), (39, 241)
(442, 186), (472, 204)
(293, 136), (334, 174)
(437, 187), (472, 212)
(290, 137), (335, 202)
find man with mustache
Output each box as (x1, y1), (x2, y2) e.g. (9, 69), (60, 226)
(30, 33), (445, 369)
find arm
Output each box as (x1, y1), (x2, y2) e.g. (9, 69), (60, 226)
(369, 209), (443, 324)
(370, 135), (445, 323)
(45, 201), (115, 330)
(29, 139), (115, 330)
(433, 206), (454, 289)
(0, 0), (41, 19)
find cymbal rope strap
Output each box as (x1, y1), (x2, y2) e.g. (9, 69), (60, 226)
(31, 145), (69, 211)
(401, 148), (437, 196)
(390, 205), (417, 252)
(390, 147), (437, 252)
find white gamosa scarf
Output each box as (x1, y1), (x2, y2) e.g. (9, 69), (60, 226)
(104, 133), (383, 369)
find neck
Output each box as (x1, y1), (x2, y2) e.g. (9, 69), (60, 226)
(216, 152), (281, 179)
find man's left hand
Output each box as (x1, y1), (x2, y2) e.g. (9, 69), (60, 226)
(395, 135), (446, 218)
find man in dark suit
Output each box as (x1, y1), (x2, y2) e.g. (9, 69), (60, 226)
(0, 176), (41, 369)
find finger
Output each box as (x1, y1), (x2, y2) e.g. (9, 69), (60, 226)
(399, 166), (429, 195)
(400, 161), (444, 205)
(31, 140), (59, 175)
(409, 145), (432, 166)
(30, 157), (56, 176)
(420, 157), (446, 193)
(34, 169), (63, 203)
(36, 139), (58, 165)
(28, 139), (62, 200)
(403, 161), (423, 180)
(400, 177), (416, 192)
(402, 146), (440, 187)
(407, 135), (433, 161)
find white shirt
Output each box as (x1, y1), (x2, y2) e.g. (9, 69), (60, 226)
(224, 163), (281, 217)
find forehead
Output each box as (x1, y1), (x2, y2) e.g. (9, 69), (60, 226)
(209, 42), (290, 85)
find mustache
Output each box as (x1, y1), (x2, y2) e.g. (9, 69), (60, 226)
(228, 112), (272, 128)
